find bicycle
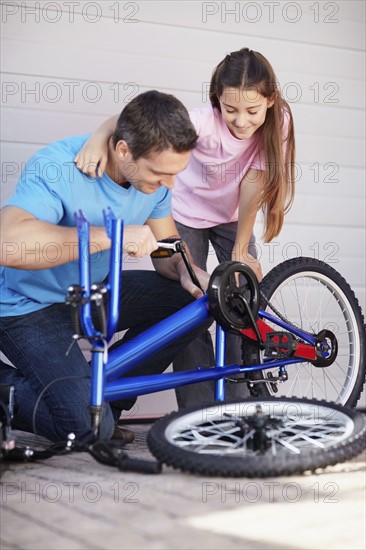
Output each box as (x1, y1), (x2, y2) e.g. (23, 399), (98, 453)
(64, 208), (365, 478)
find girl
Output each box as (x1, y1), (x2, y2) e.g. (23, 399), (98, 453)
(75, 47), (296, 407)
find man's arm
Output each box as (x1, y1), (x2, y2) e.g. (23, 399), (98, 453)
(147, 215), (210, 298)
(0, 206), (159, 270)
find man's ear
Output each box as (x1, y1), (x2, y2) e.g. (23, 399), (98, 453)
(115, 140), (130, 159)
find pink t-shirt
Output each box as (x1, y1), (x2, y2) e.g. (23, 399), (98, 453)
(172, 105), (265, 228)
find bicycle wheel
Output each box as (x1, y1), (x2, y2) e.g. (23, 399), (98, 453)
(147, 397), (366, 478)
(256, 257), (366, 406)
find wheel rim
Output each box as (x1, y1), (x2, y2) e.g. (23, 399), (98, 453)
(165, 401), (355, 457)
(263, 271), (361, 405)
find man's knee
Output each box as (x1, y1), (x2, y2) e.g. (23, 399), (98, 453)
(48, 403), (115, 443)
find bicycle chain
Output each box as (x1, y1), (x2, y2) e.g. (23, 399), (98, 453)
(259, 289), (314, 339)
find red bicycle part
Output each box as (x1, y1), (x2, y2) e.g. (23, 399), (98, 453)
(240, 319), (317, 361)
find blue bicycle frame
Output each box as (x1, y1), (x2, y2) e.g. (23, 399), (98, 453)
(73, 210), (312, 429)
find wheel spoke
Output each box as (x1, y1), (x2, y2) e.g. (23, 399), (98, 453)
(166, 403), (354, 457)
(260, 265), (363, 405)
(148, 397), (366, 477)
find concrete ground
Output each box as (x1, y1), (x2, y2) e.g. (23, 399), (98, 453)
(1, 423), (365, 550)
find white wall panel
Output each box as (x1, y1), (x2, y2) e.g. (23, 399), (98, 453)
(2, 100), (365, 141)
(1, 0), (365, 415)
(137, 1), (365, 50)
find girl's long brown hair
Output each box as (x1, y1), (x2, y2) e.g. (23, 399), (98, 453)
(209, 48), (295, 242)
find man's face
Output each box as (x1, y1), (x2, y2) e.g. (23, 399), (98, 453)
(117, 145), (191, 194)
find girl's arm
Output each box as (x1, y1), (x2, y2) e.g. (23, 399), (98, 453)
(234, 168), (264, 282)
(74, 115), (118, 178)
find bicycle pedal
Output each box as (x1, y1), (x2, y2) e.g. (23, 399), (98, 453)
(264, 332), (297, 359)
(151, 238), (181, 258)
(150, 248), (175, 258)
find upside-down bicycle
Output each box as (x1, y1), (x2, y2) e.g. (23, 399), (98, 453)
(64, 209), (366, 478)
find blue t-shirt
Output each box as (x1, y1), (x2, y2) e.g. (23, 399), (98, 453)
(0, 134), (171, 317)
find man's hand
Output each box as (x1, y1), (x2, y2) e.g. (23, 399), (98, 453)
(123, 226), (158, 258)
(177, 261), (210, 299)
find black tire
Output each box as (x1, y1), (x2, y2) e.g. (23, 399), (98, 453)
(147, 397), (366, 478)
(255, 257), (366, 406)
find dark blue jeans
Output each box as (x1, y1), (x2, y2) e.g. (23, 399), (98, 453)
(0, 271), (206, 442)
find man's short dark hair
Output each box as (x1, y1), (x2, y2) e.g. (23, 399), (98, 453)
(112, 90), (198, 159)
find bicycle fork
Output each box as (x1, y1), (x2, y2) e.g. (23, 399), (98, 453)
(66, 209), (124, 435)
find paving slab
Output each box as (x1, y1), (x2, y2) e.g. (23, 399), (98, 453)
(1, 424), (365, 550)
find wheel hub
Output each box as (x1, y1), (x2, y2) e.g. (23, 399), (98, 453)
(312, 329), (338, 367)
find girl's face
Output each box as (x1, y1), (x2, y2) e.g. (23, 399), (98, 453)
(218, 87), (275, 140)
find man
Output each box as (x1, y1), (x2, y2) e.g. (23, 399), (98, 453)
(0, 90), (210, 443)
